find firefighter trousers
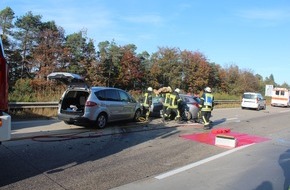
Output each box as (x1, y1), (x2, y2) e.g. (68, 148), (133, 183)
(201, 111), (211, 128)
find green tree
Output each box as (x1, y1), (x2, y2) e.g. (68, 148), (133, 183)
(0, 7), (15, 44)
(182, 50), (210, 92)
(280, 82), (290, 89)
(65, 31), (87, 75)
(31, 21), (66, 78)
(150, 47), (181, 89)
(238, 69), (259, 93)
(14, 11), (42, 78)
(264, 74), (276, 86)
(224, 64), (240, 95)
(117, 47), (144, 90)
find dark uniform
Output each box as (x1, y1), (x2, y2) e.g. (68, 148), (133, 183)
(200, 87), (214, 129)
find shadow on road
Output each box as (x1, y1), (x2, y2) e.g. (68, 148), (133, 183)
(0, 118), (178, 187)
(279, 149), (290, 190)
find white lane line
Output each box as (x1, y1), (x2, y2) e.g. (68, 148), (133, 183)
(155, 144), (254, 180)
(280, 110), (290, 113)
(226, 117), (238, 121)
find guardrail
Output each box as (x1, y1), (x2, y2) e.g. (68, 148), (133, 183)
(8, 100), (241, 109)
(8, 100), (241, 119)
(9, 102), (59, 109)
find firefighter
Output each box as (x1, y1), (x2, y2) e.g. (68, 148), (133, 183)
(161, 86), (172, 122)
(142, 87), (153, 121)
(164, 88), (182, 121)
(199, 87), (214, 129)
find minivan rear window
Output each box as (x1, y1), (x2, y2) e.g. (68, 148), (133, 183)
(243, 94), (257, 99)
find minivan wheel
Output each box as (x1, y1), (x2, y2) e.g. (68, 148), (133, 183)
(96, 113), (107, 129)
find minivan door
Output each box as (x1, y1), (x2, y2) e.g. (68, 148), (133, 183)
(103, 89), (124, 121)
(118, 90), (137, 119)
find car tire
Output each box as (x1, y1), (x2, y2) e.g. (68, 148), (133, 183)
(64, 120), (74, 125)
(184, 110), (192, 120)
(96, 113), (107, 129)
(133, 109), (142, 121)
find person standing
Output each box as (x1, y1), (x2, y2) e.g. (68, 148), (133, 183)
(164, 88), (182, 121)
(199, 87), (214, 129)
(161, 86), (172, 122)
(142, 87), (153, 121)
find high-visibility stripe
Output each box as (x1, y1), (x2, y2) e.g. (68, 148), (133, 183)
(271, 97), (289, 101)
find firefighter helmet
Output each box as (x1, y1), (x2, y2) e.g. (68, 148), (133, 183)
(147, 87), (153, 92)
(175, 88), (180, 93)
(204, 87), (212, 93)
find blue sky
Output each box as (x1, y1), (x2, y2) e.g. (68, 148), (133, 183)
(2, 0), (290, 85)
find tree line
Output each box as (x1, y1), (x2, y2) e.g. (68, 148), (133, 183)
(1, 7), (288, 101)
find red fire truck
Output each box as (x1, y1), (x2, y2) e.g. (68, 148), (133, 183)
(0, 33), (11, 143)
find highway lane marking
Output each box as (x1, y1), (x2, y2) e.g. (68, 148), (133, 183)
(226, 117), (238, 121)
(279, 110), (290, 113)
(155, 144), (253, 180)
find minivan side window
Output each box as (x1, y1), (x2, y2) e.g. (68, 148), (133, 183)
(119, 91), (130, 102)
(95, 90), (106, 100)
(105, 89), (120, 101)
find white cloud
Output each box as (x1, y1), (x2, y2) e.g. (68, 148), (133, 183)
(237, 8), (290, 21)
(121, 14), (164, 25)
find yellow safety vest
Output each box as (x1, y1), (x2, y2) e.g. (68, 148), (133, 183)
(143, 92), (152, 107)
(168, 93), (179, 109)
(201, 93), (214, 111)
(163, 93), (171, 107)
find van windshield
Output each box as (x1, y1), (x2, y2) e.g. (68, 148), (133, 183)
(243, 94), (257, 99)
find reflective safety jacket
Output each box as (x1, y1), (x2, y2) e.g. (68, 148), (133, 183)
(168, 92), (181, 109)
(200, 93), (214, 111)
(143, 92), (153, 108)
(163, 93), (171, 107)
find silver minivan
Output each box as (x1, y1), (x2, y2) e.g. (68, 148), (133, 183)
(48, 72), (142, 128)
(241, 92), (266, 111)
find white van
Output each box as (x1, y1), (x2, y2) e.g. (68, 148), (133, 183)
(241, 92), (266, 111)
(271, 88), (290, 107)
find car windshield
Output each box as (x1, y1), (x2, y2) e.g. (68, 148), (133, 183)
(181, 95), (197, 103)
(152, 97), (163, 103)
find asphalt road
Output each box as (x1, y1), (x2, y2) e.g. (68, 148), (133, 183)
(1, 106), (290, 190)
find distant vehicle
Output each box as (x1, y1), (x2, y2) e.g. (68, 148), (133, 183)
(48, 72), (142, 129)
(241, 92), (266, 111)
(0, 33), (11, 143)
(271, 87), (290, 107)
